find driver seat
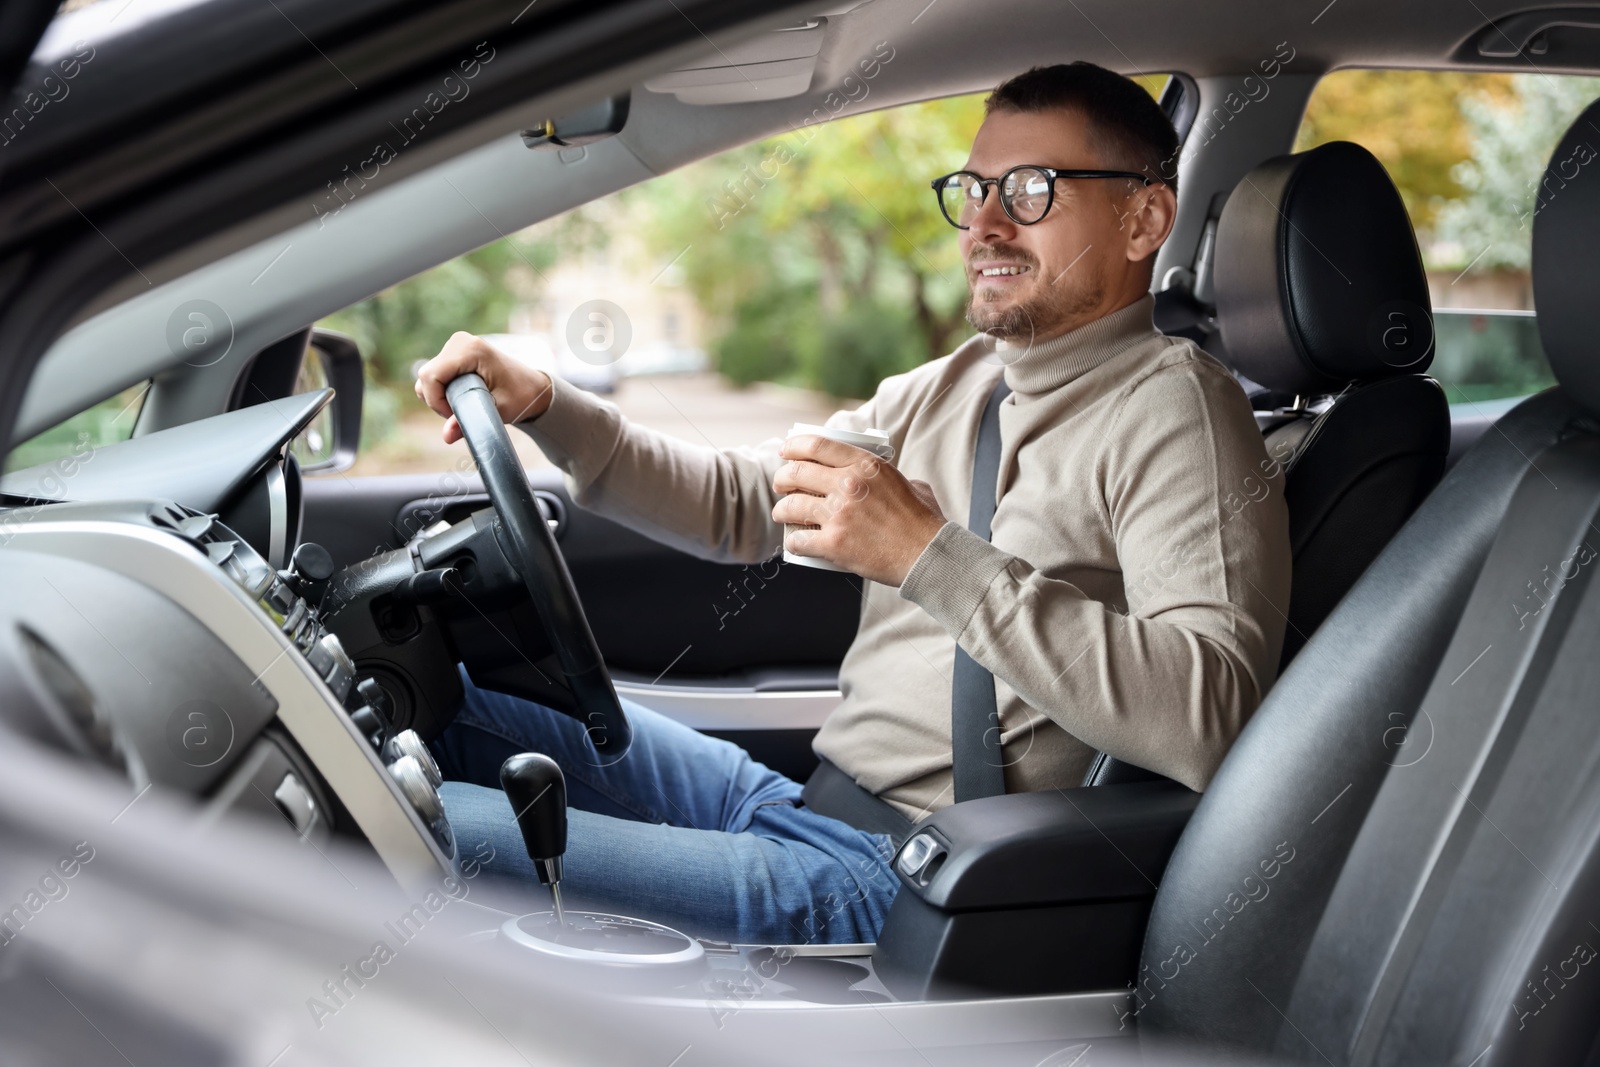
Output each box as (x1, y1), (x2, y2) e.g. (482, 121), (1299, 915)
(1213, 140), (1450, 668)
(1084, 140), (1450, 787)
(1134, 99), (1600, 1064)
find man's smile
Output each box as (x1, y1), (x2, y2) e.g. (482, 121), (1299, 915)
(970, 260), (1034, 286)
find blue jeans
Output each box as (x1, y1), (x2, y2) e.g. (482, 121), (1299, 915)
(430, 671), (900, 945)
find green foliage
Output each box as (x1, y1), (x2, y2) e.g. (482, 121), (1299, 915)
(1295, 71), (1516, 235)
(358, 373), (402, 451)
(1432, 74), (1600, 271)
(714, 290), (806, 388)
(1432, 310), (1556, 402)
(5, 383), (145, 473)
(319, 236), (555, 445)
(322, 240), (553, 382)
(597, 93), (989, 398)
(796, 297), (928, 400)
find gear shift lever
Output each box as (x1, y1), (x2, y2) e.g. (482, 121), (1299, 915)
(499, 753), (568, 926)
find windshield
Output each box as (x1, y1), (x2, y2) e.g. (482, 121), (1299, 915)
(4, 382), (148, 475)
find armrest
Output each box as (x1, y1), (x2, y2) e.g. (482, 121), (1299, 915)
(897, 780), (1200, 911)
(875, 781), (1200, 1000)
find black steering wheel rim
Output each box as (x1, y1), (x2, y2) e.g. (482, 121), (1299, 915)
(446, 373), (631, 763)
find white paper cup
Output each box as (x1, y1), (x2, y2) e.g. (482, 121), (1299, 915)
(781, 423), (896, 572)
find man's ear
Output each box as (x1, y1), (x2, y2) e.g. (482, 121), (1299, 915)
(1120, 183), (1178, 265)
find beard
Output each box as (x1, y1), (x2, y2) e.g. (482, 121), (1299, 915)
(964, 244), (1105, 347)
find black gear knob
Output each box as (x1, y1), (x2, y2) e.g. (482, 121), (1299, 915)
(500, 753), (568, 920)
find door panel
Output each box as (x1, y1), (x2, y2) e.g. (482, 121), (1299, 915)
(304, 468), (861, 675)
(302, 469), (856, 774)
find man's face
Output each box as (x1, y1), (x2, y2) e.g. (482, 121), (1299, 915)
(959, 107), (1172, 345)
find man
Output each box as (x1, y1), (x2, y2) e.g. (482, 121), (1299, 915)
(414, 62), (1291, 946)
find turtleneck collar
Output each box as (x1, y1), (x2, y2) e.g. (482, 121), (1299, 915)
(985, 293), (1158, 398)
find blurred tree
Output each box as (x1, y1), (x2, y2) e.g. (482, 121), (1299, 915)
(323, 239), (555, 383)
(1432, 73), (1600, 271)
(1295, 70), (1516, 236)
(320, 236), (555, 444)
(602, 93), (989, 397)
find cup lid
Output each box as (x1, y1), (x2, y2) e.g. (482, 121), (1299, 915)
(787, 422), (889, 444)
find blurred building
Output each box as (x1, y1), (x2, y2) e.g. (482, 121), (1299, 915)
(507, 228), (709, 386)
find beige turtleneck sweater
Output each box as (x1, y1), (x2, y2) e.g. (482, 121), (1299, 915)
(518, 295), (1291, 819)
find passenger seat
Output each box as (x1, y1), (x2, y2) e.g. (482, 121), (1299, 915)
(1137, 98), (1600, 1064)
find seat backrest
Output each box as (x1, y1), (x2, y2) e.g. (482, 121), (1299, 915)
(1137, 100), (1600, 1066)
(1084, 144), (1450, 788)
(1214, 141), (1451, 666)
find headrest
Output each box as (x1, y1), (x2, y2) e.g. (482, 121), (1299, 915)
(1532, 97), (1600, 414)
(1214, 141), (1434, 397)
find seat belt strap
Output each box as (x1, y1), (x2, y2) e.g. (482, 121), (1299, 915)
(951, 377), (1012, 803)
(800, 757), (914, 845)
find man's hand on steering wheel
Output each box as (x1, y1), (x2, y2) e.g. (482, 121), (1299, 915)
(411, 344), (632, 761)
(415, 332), (554, 444)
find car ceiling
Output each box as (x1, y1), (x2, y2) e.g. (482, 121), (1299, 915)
(11, 0), (1600, 442)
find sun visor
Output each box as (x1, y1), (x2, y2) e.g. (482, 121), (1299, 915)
(643, 19), (829, 104)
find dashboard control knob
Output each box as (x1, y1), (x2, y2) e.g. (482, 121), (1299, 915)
(285, 542), (335, 607)
(389, 755), (445, 827)
(315, 633), (354, 703)
(384, 729), (442, 787)
(349, 705), (387, 750)
(356, 677), (396, 726)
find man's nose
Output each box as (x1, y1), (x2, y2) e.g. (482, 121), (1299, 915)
(966, 187), (1018, 246)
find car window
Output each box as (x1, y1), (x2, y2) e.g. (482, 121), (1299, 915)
(4, 382), (148, 476)
(1296, 70), (1600, 404)
(324, 78), (1171, 476)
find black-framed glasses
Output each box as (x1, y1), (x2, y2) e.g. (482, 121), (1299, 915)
(931, 165), (1154, 229)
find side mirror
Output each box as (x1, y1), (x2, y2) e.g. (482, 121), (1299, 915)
(291, 330), (363, 472)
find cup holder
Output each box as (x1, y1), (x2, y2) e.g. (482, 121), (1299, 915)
(765, 956), (887, 1004)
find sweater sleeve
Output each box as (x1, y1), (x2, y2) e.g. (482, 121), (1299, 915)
(898, 361), (1292, 791)
(515, 372), (879, 564)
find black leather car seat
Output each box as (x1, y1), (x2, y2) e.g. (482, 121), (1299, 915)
(1215, 140), (1451, 667)
(1135, 99), (1600, 1066)
(1083, 142), (1450, 787)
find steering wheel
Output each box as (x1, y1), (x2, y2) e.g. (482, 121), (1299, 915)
(445, 373), (632, 763)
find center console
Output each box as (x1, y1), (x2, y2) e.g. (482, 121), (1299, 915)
(152, 502), (459, 860)
(485, 746), (893, 1002)
(9, 499), (460, 888)
(873, 780), (1200, 1000)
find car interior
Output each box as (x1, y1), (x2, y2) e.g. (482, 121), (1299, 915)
(2, 0), (1599, 1062)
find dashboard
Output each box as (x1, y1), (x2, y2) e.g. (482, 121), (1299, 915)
(0, 392), (461, 892)
(1, 390), (331, 569)
(1, 497), (460, 888)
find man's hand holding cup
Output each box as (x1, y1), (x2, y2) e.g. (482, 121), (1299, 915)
(772, 426), (947, 586)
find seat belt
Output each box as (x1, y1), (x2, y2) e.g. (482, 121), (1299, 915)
(800, 376), (1013, 834)
(952, 377), (1012, 802)
(801, 757), (913, 844)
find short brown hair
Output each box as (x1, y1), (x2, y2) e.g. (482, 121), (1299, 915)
(985, 63), (1179, 194)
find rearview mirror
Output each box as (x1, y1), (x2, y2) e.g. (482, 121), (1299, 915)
(291, 330), (363, 472)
